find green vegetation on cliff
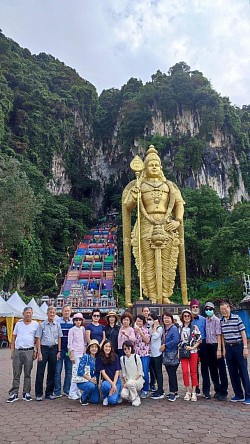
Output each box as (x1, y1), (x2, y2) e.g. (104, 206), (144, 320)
(0, 31), (249, 303)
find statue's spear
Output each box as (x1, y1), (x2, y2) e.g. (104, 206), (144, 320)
(130, 156), (144, 300)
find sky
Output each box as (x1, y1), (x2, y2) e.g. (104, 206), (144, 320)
(1, 0), (250, 107)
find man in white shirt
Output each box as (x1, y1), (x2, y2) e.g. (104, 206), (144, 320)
(7, 307), (39, 403)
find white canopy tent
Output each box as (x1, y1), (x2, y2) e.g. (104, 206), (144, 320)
(28, 298), (46, 321)
(40, 302), (49, 313)
(7, 291), (26, 312)
(0, 296), (23, 343)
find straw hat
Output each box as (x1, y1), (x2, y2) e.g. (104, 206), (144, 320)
(106, 310), (119, 321)
(86, 339), (100, 352)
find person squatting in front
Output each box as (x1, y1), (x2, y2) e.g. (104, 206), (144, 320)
(77, 339), (100, 406)
(96, 339), (122, 406)
(120, 340), (144, 407)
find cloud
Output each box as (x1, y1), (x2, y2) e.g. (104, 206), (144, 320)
(0, 0), (250, 105)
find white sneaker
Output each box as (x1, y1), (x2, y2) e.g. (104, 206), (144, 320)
(103, 397), (108, 406)
(184, 392), (191, 401)
(68, 395), (80, 400)
(191, 393), (197, 402)
(132, 395), (141, 407)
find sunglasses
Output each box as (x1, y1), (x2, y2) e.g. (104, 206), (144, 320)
(191, 306), (199, 309)
(93, 314), (100, 318)
(183, 314), (191, 317)
(74, 318), (82, 321)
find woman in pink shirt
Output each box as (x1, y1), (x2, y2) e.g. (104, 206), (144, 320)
(118, 312), (135, 357)
(68, 313), (86, 400)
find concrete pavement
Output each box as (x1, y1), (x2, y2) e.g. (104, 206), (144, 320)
(1, 347), (250, 444)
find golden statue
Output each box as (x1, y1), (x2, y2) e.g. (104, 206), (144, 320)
(122, 145), (188, 306)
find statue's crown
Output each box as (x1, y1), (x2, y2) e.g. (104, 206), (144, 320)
(144, 145), (161, 165)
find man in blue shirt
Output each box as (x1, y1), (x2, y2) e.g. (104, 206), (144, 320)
(190, 299), (210, 398)
(54, 305), (73, 397)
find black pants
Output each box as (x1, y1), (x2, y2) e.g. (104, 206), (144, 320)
(206, 343), (228, 396)
(35, 345), (58, 397)
(197, 340), (210, 395)
(150, 355), (163, 394)
(165, 364), (179, 394)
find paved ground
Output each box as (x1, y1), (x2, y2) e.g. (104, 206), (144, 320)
(1, 347), (250, 444)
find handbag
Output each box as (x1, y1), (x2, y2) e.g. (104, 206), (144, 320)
(179, 347), (191, 359)
(163, 350), (179, 366)
(71, 363), (86, 383)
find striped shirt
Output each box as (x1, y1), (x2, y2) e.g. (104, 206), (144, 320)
(220, 313), (245, 343)
(57, 317), (73, 351)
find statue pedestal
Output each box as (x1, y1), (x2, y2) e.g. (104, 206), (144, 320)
(132, 300), (189, 318)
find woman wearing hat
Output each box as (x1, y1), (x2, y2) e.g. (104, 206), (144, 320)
(179, 309), (201, 401)
(68, 313), (86, 400)
(105, 311), (120, 354)
(77, 339), (100, 405)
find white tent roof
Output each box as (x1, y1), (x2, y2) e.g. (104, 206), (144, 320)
(28, 298), (46, 320)
(0, 296), (23, 318)
(40, 302), (49, 313)
(7, 291), (26, 312)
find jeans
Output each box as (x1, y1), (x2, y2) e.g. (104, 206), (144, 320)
(35, 345), (58, 397)
(165, 364), (179, 394)
(225, 342), (250, 400)
(150, 355), (163, 394)
(54, 349), (72, 396)
(101, 378), (122, 404)
(9, 349), (34, 395)
(140, 355), (150, 392)
(77, 381), (100, 404)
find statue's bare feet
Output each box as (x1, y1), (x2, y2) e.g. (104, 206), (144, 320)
(163, 297), (173, 304)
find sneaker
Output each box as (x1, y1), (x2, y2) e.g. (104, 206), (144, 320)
(80, 398), (89, 406)
(140, 391), (148, 399)
(132, 395), (141, 407)
(68, 395), (80, 400)
(196, 387), (201, 395)
(117, 396), (123, 404)
(150, 392), (165, 400)
(23, 394), (32, 401)
(175, 393), (179, 399)
(36, 396), (43, 401)
(243, 399), (250, 405)
(203, 393), (212, 399)
(230, 396), (245, 402)
(45, 394), (56, 400)
(103, 397), (108, 406)
(6, 394), (18, 403)
(184, 392), (191, 401)
(214, 392), (220, 399)
(150, 385), (157, 392)
(218, 395), (227, 401)
(54, 394), (62, 398)
(168, 393), (177, 402)
(191, 393), (197, 402)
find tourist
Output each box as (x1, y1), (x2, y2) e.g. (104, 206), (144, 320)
(85, 308), (105, 345)
(204, 302), (228, 401)
(220, 301), (250, 404)
(190, 299), (208, 397)
(77, 339), (100, 406)
(54, 304), (73, 397)
(35, 306), (63, 401)
(134, 314), (150, 399)
(118, 312), (135, 357)
(149, 312), (164, 400)
(96, 339), (122, 406)
(120, 340), (144, 407)
(179, 309), (201, 402)
(68, 313), (86, 400)
(7, 307), (38, 403)
(142, 306), (156, 392)
(105, 311), (120, 353)
(160, 311), (180, 402)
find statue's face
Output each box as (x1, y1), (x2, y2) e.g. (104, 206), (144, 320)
(146, 160), (161, 178)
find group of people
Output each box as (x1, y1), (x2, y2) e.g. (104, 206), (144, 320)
(6, 300), (250, 407)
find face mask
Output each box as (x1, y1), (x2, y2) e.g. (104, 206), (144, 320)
(205, 309), (214, 317)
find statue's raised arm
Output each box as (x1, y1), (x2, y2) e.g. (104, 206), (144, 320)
(122, 145), (188, 306)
